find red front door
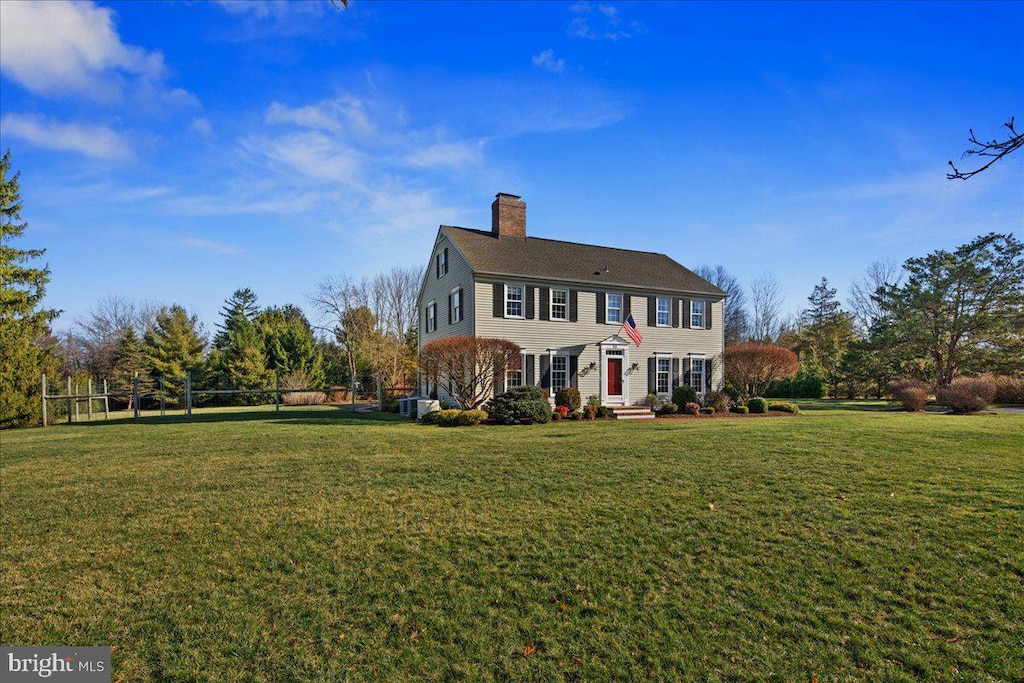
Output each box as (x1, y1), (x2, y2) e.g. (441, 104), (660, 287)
(607, 358), (623, 396)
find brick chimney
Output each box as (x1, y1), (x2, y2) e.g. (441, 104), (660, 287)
(491, 193), (526, 238)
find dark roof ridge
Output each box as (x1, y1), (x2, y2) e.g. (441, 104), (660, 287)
(441, 225), (669, 259)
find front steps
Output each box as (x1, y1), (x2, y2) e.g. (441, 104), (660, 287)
(607, 406), (656, 420)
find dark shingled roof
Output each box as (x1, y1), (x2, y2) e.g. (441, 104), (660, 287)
(441, 226), (726, 297)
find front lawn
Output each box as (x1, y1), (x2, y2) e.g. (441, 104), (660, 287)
(1, 408), (1020, 681)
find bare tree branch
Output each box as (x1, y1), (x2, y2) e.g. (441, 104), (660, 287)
(947, 116), (1024, 180)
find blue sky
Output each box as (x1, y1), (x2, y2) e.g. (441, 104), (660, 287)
(1, 0), (1021, 335)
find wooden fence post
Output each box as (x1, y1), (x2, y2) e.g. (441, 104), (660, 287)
(186, 373), (192, 419)
(88, 378), (93, 422)
(133, 373), (140, 419)
(41, 374), (47, 428)
(103, 379), (109, 420)
(67, 376), (73, 425)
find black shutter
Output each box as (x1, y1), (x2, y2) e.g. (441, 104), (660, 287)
(672, 298), (680, 328)
(569, 290), (578, 322)
(457, 287), (464, 322)
(672, 358), (680, 389)
(683, 298), (691, 328)
(647, 296), (656, 327)
(525, 287), (535, 319)
(435, 253), (440, 278)
(540, 355), (550, 391)
(624, 294), (631, 319)
(448, 294), (452, 325)
(443, 247), (448, 275)
(706, 358), (713, 393)
(683, 357), (691, 387)
(596, 293), (606, 324)
(705, 299), (712, 330)
(647, 357), (656, 394)
(540, 287), (550, 321)
(525, 354), (535, 386)
(493, 283), (503, 318)
(569, 355), (578, 389)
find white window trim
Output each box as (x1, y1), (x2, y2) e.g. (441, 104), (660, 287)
(505, 284), (525, 319)
(689, 354), (706, 395)
(550, 352), (569, 395)
(606, 292), (623, 324)
(550, 288), (569, 322)
(506, 352), (525, 390)
(690, 299), (705, 329)
(656, 297), (671, 327)
(656, 356), (672, 395)
(426, 301), (437, 333)
(451, 287), (462, 323)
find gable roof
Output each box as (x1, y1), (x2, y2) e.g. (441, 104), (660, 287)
(441, 226), (727, 297)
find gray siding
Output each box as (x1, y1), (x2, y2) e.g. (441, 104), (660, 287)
(474, 279), (725, 405)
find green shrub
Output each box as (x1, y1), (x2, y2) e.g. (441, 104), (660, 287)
(644, 393), (662, 410)
(701, 407), (716, 415)
(684, 402), (701, 415)
(456, 409), (488, 426)
(485, 386), (552, 425)
(767, 401), (800, 414)
(420, 410), (444, 425)
(436, 409), (462, 426)
(702, 390), (729, 413)
(889, 379), (931, 412)
(731, 405), (749, 414)
(554, 387), (581, 412)
(583, 405), (598, 420)
(658, 402), (678, 415)
(551, 410), (562, 421)
(439, 400), (454, 410)
(586, 394), (601, 408)
(596, 406), (609, 418)
(936, 377), (996, 414)
(569, 411), (583, 420)
(672, 385), (698, 408)
(747, 397), (768, 414)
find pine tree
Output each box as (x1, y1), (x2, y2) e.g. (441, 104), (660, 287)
(214, 288), (259, 350)
(255, 306), (324, 386)
(1, 150), (60, 428)
(143, 305), (207, 401)
(798, 277), (855, 396)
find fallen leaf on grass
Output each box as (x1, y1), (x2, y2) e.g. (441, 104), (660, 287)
(523, 644), (536, 656)
(836, 494), (847, 501)
(572, 657), (582, 666)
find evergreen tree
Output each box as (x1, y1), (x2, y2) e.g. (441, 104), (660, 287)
(143, 305), (207, 400)
(798, 277), (855, 396)
(254, 306), (324, 386)
(221, 319), (271, 399)
(214, 288), (259, 350)
(0, 150), (60, 428)
(109, 328), (146, 392)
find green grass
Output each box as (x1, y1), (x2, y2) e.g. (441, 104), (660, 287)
(2, 407), (1021, 682)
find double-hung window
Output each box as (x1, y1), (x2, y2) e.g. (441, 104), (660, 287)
(451, 288), (462, 323)
(656, 297), (670, 327)
(691, 300), (705, 329)
(690, 357), (705, 393)
(505, 284), (524, 318)
(657, 358), (671, 394)
(606, 293), (622, 324)
(436, 249), (448, 278)
(551, 289), (568, 321)
(551, 356), (568, 393)
(426, 302), (436, 333)
(507, 355), (523, 388)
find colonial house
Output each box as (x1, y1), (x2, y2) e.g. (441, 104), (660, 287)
(417, 193), (726, 410)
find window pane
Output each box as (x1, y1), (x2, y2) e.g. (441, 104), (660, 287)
(657, 298), (670, 326)
(607, 294), (622, 323)
(552, 356), (567, 393)
(551, 289), (568, 320)
(506, 285), (523, 317)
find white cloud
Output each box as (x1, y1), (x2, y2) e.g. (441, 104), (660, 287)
(0, 1), (167, 99)
(175, 237), (243, 255)
(568, 1), (645, 41)
(265, 96), (372, 135)
(190, 118), (215, 139)
(403, 142), (483, 169)
(0, 114), (132, 160)
(532, 49), (566, 73)
(216, 0), (327, 21)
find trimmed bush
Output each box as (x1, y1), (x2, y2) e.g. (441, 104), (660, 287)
(768, 401), (800, 414)
(485, 386), (551, 425)
(684, 402), (701, 415)
(936, 377), (996, 414)
(672, 385), (698, 408)
(731, 405), (749, 414)
(583, 405), (598, 420)
(747, 397), (768, 414)
(657, 402), (678, 415)
(420, 410), (443, 425)
(596, 406), (609, 419)
(702, 390), (729, 413)
(551, 410), (562, 421)
(569, 411), (583, 420)
(555, 387), (581, 412)
(435, 409), (462, 426)
(985, 374), (1024, 404)
(456, 409), (488, 426)
(554, 405), (569, 419)
(889, 379), (931, 412)
(701, 407), (716, 415)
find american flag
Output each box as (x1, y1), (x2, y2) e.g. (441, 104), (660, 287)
(623, 313), (642, 346)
